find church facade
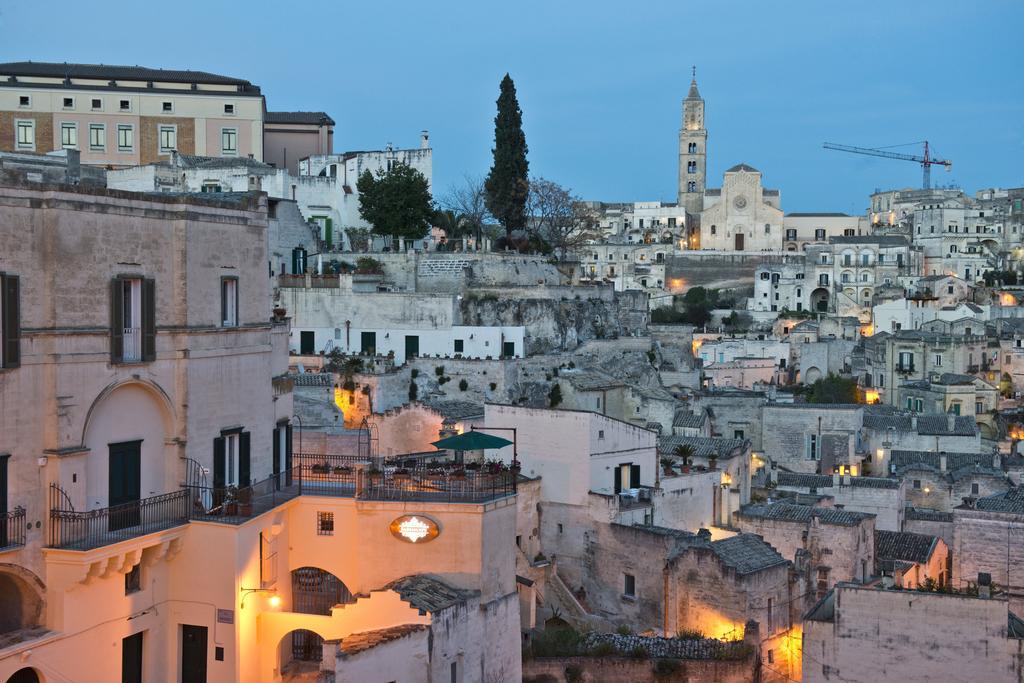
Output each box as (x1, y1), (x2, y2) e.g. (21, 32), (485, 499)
(699, 164), (784, 251)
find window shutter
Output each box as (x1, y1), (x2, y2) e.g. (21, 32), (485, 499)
(239, 431), (251, 487)
(285, 424), (294, 485)
(613, 467), (622, 494)
(2, 275), (20, 368)
(234, 278), (239, 326)
(272, 427), (281, 477)
(630, 464), (641, 489)
(142, 278), (156, 361)
(110, 278), (124, 363)
(213, 437), (225, 488)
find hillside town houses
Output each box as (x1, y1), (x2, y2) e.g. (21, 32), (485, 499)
(1, 57), (1024, 683)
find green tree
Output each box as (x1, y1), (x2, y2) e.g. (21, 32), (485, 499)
(806, 374), (859, 404)
(356, 162), (433, 250)
(484, 74), (529, 244)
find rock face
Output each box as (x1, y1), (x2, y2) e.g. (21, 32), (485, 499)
(460, 289), (648, 354)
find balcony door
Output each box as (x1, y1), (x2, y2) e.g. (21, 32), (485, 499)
(109, 441), (141, 531)
(0, 455), (7, 548)
(121, 632), (143, 683)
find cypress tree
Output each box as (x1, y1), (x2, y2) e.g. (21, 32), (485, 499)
(485, 73), (529, 244)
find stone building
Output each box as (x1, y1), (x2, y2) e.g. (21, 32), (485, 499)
(803, 583), (1024, 683)
(761, 404), (865, 474)
(862, 412), (981, 455)
(0, 61), (265, 165)
(874, 529), (949, 589)
(772, 471), (905, 531)
(580, 524), (799, 680)
(734, 502), (875, 598)
(953, 487), (1024, 609)
(658, 435), (752, 517)
(0, 178), (522, 682)
(699, 164), (783, 251)
(781, 212), (864, 252)
(885, 449), (1010, 512)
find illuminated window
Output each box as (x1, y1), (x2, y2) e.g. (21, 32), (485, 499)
(317, 511), (334, 535)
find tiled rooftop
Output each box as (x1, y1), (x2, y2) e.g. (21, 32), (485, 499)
(875, 530), (939, 564)
(904, 507), (953, 522)
(776, 472), (900, 490)
(658, 435), (747, 459)
(891, 450), (993, 473)
(864, 414), (978, 436)
(737, 502), (874, 526)
(972, 487), (1024, 514)
(337, 623), (429, 657)
(709, 534), (790, 575)
(672, 410), (707, 429)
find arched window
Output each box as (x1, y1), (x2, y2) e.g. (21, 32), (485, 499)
(688, 142), (697, 154)
(687, 181), (697, 192)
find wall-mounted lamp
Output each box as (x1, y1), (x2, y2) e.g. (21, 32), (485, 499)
(240, 587), (280, 609)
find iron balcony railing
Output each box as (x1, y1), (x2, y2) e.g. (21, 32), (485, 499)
(1, 507), (26, 551)
(295, 453), (518, 503)
(187, 467), (302, 525)
(48, 486), (190, 551)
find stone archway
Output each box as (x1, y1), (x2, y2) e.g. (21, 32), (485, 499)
(811, 288), (829, 312)
(6, 668), (42, 683)
(0, 564), (45, 643)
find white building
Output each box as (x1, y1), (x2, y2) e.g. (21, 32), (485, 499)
(699, 164), (783, 251)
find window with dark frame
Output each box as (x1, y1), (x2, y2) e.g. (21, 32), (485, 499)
(60, 122), (77, 149)
(0, 273), (21, 369)
(161, 101), (173, 113)
(16, 120), (34, 149)
(110, 276), (155, 364)
(18, 95), (29, 107)
(221, 128), (238, 155)
(89, 124), (105, 151)
(158, 126), (176, 153)
(120, 99), (131, 111)
(454, 338), (464, 353)
(221, 277), (238, 327)
(224, 103), (235, 115)
(125, 564), (141, 594)
(317, 511), (334, 535)
(91, 98), (102, 110)
(62, 97), (74, 108)
(118, 125), (134, 152)
(623, 573), (635, 598)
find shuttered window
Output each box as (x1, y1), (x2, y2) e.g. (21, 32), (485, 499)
(110, 277), (155, 363)
(0, 274), (20, 368)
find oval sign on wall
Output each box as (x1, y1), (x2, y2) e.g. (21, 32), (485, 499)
(389, 515), (440, 544)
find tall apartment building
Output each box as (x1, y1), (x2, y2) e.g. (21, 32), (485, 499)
(0, 62), (265, 166)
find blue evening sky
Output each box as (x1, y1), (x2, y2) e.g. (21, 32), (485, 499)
(2, 0), (1021, 214)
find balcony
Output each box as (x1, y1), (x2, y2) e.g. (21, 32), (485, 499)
(895, 364), (915, 375)
(295, 453), (518, 504)
(187, 468), (303, 525)
(1, 507), (26, 551)
(48, 487), (189, 551)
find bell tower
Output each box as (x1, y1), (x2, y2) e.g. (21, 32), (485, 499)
(678, 67), (707, 214)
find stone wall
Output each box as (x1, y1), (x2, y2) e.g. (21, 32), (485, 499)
(523, 653), (755, 683)
(761, 406), (862, 473)
(952, 508), (1024, 608)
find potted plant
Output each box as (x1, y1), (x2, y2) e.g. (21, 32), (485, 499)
(333, 465), (352, 475)
(465, 462), (482, 471)
(237, 486), (252, 517)
(367, 465), (382, 484)
(311, 461), (330, 475)
(675, 445), (694, 474)
(272, 307), (287, 321)
(451, 467), (467, 480)
(393, 468), (411, 481)
(510, 462), (522, 475)
(708, 455), (718, 471)
(661, 456), (676, 476)
(223, 485), (239, 516)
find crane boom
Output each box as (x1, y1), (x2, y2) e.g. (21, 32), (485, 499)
(823, 141), (952, 189)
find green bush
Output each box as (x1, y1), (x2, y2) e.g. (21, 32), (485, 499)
(458, 379), (469, 391)
(411, 369), (419, 379)
(530, 628), (584, 657)
(549, 383), (563, 407)
(408, 382), (418, 401)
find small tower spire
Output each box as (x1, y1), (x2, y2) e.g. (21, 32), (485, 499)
(686, 66), (701, 100)
(691, 65), (696, 81)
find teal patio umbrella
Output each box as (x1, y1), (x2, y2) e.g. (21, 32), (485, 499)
(431, 431), (512, 451)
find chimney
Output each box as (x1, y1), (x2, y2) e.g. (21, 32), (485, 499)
(993, 450), (1001, 470)
(843, 471), (852, 486)
(947, 414), (955, 432)
(910, 415), (918, 431)
(939, 453), (947, 472)
(420, 130), (430, 149)
(978, 573), (991, 599)
(697, 528), (712, 542)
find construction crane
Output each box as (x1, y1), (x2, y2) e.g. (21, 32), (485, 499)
(822, 141), (952, 189)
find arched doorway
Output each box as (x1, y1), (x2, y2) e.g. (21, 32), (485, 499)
(734, 233), (744, 251)
(810, 287), (829, 312)
(6, 668), (41, 683)
(285, 568), (356, 675)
